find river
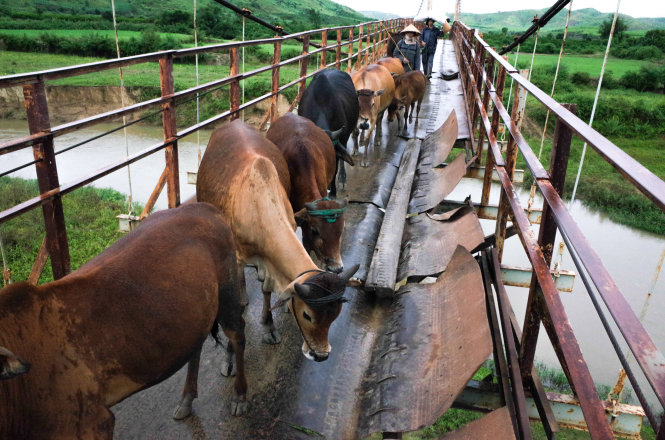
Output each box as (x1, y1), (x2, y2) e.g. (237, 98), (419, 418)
(2, 117), (664, 407)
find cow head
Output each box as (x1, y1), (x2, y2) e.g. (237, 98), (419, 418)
(295, 197), (347, 273)
(387, 96), (406, 128)
(0, 346), (31, 380)
(274, 264), (360, 361)
(356, 88), (384, 131)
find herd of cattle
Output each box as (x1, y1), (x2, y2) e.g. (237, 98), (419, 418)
(0, 53), (430, 438)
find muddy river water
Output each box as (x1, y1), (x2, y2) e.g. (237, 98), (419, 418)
(1, 117), (664, 407)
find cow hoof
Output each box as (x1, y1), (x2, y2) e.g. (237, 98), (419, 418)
(173, 400), (193, 420)
(220, 359), (236, 377)
(263, 330), (282, 344)
(230, 398), (248, 416)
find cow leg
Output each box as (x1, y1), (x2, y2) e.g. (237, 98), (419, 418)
(375, 110), (385, 138)
(237, 262), (248, 307)
(73, 403), (115, 440)
(261, 290), (281, 344)
(225, 328), (248, 416)
(352, 128), (360, 156)
(337, 159), (346, 192)
(173, 346), (202, 420)
(416, 99), (423, 122)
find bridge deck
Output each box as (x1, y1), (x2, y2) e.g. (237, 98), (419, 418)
(111, 39), (489, 440)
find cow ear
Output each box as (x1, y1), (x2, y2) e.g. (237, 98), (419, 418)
(375, 89), (385, 96)
(0, 347), (31, 380)
(294, 208), (309, 225)
(271, 290), (294, 311)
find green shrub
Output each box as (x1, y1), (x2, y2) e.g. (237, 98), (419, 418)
(571, 71), (591, 85)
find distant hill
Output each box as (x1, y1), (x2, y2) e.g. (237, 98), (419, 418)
(360, 11), (400, 20)
(459, 8), (665, 33)
(0, 0), (370, 28)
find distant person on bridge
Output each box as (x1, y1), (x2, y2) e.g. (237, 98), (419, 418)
(393, 24), (421, 72)
(420, 18), (443, 78)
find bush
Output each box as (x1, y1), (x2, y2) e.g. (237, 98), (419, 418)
(571, 71), (591, 85)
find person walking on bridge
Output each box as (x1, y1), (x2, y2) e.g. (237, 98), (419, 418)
(393, 24), (421, 72)
(420, 18), (443, 78)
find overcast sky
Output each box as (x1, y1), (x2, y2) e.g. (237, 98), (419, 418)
(332, 0), (665, 20)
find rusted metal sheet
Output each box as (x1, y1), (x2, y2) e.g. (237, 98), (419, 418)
(396, 206), (484, 281)
(359, 246), (492, 437)
(422, 109), (458, 166)
(439, 407), (516, 440)
(344, 137), (408, 209)
(409, 152), (467, 214)
(366, 139), (422, 298)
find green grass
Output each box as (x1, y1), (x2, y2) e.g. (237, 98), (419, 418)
(0, 177), (139, 285)
(0, 28), (192, 40)
(513, 53), (660, 79)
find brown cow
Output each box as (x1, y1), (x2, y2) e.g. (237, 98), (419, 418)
(387, 70), (427, 134)
(197, 120), (358, 361)
(376, 56), (405, 78)
(351, 64), (395, 153)
(266, 113), (347, 274)
(0, 203), (247, 439)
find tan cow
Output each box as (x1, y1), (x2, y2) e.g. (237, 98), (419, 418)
(387, 70), (427, 134)
(197, 120), (358, 362)
(266, 113), (347, 274)
(376, 57), (405, 78)
(0, 203), (247, 439)
(351, 63), (395, 153)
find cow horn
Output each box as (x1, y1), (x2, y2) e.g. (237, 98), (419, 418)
(294, 282), (311, 299)
(330, 126), (345, 140)
(271, 290), (294, 311)
(375, 89), (385, 96)
(304, 201), (318, 211)
(338, 263), (360, 282)
(337, 198), (348, 209)
(294, 207), (308, 225)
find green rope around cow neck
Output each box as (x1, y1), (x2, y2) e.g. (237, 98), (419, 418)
(306, 197), (346, 223)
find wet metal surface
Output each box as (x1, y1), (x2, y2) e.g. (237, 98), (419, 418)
(397, 206), (484, 281)
(409, 152), (467, 214)
(111, 42), (475, 440)
(358, 246), (492, 436)
(366, 139), (422, 298)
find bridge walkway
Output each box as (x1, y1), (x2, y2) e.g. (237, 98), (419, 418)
(112, 39), (512, 439)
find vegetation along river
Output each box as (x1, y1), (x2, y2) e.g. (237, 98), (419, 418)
(1, 117), (664, 407)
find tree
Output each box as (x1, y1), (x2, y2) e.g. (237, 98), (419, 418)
(501, 27), (508, 35)
(599, 15), (628, 40)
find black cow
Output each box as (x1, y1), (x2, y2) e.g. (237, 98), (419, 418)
(386, 31), (403, 58)
(298, 69), (359, 197)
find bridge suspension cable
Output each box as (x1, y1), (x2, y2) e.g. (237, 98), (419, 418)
(569, 0), (622, 205)
(110, 0), (135, 216)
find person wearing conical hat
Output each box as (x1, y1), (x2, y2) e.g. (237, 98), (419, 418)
(393, 24), (422, 72)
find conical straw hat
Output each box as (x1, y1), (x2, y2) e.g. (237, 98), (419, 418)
(400, 24), (421, 35)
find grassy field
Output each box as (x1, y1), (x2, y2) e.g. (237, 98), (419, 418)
(511, 53), (659, 78)
(0, 28), (192, 40)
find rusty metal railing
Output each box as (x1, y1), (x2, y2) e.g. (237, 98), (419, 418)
(0, 18), (407, 282)
(452, 20), (665, 438)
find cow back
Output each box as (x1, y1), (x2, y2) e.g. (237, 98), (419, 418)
(395, 70), (427, 102)
(298, 69), (359, 147)
(377, 57), (405, 77)
(266, 113), (335, 209)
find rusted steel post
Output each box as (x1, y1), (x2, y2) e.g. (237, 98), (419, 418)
(320, 30), (328, 69)
(471, 44), (486, 150)
(159, 54), (180, 208)
(229, 47), (240, 121)
(480, 65), (506, 207)
(347, 28), (354, 72)
(476, 55), (494, 159)
(23, 80), (71, 279)
(336, 29), (342, 69)
(365, 26), (371, 65)
(299, 35), (310, 96)
(371, 23), (377, 62)
(495, 81), (526, 261)
(270, 39), (281, 123)
(357, 25), (364, 69)
(520, 103), (577, 380)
